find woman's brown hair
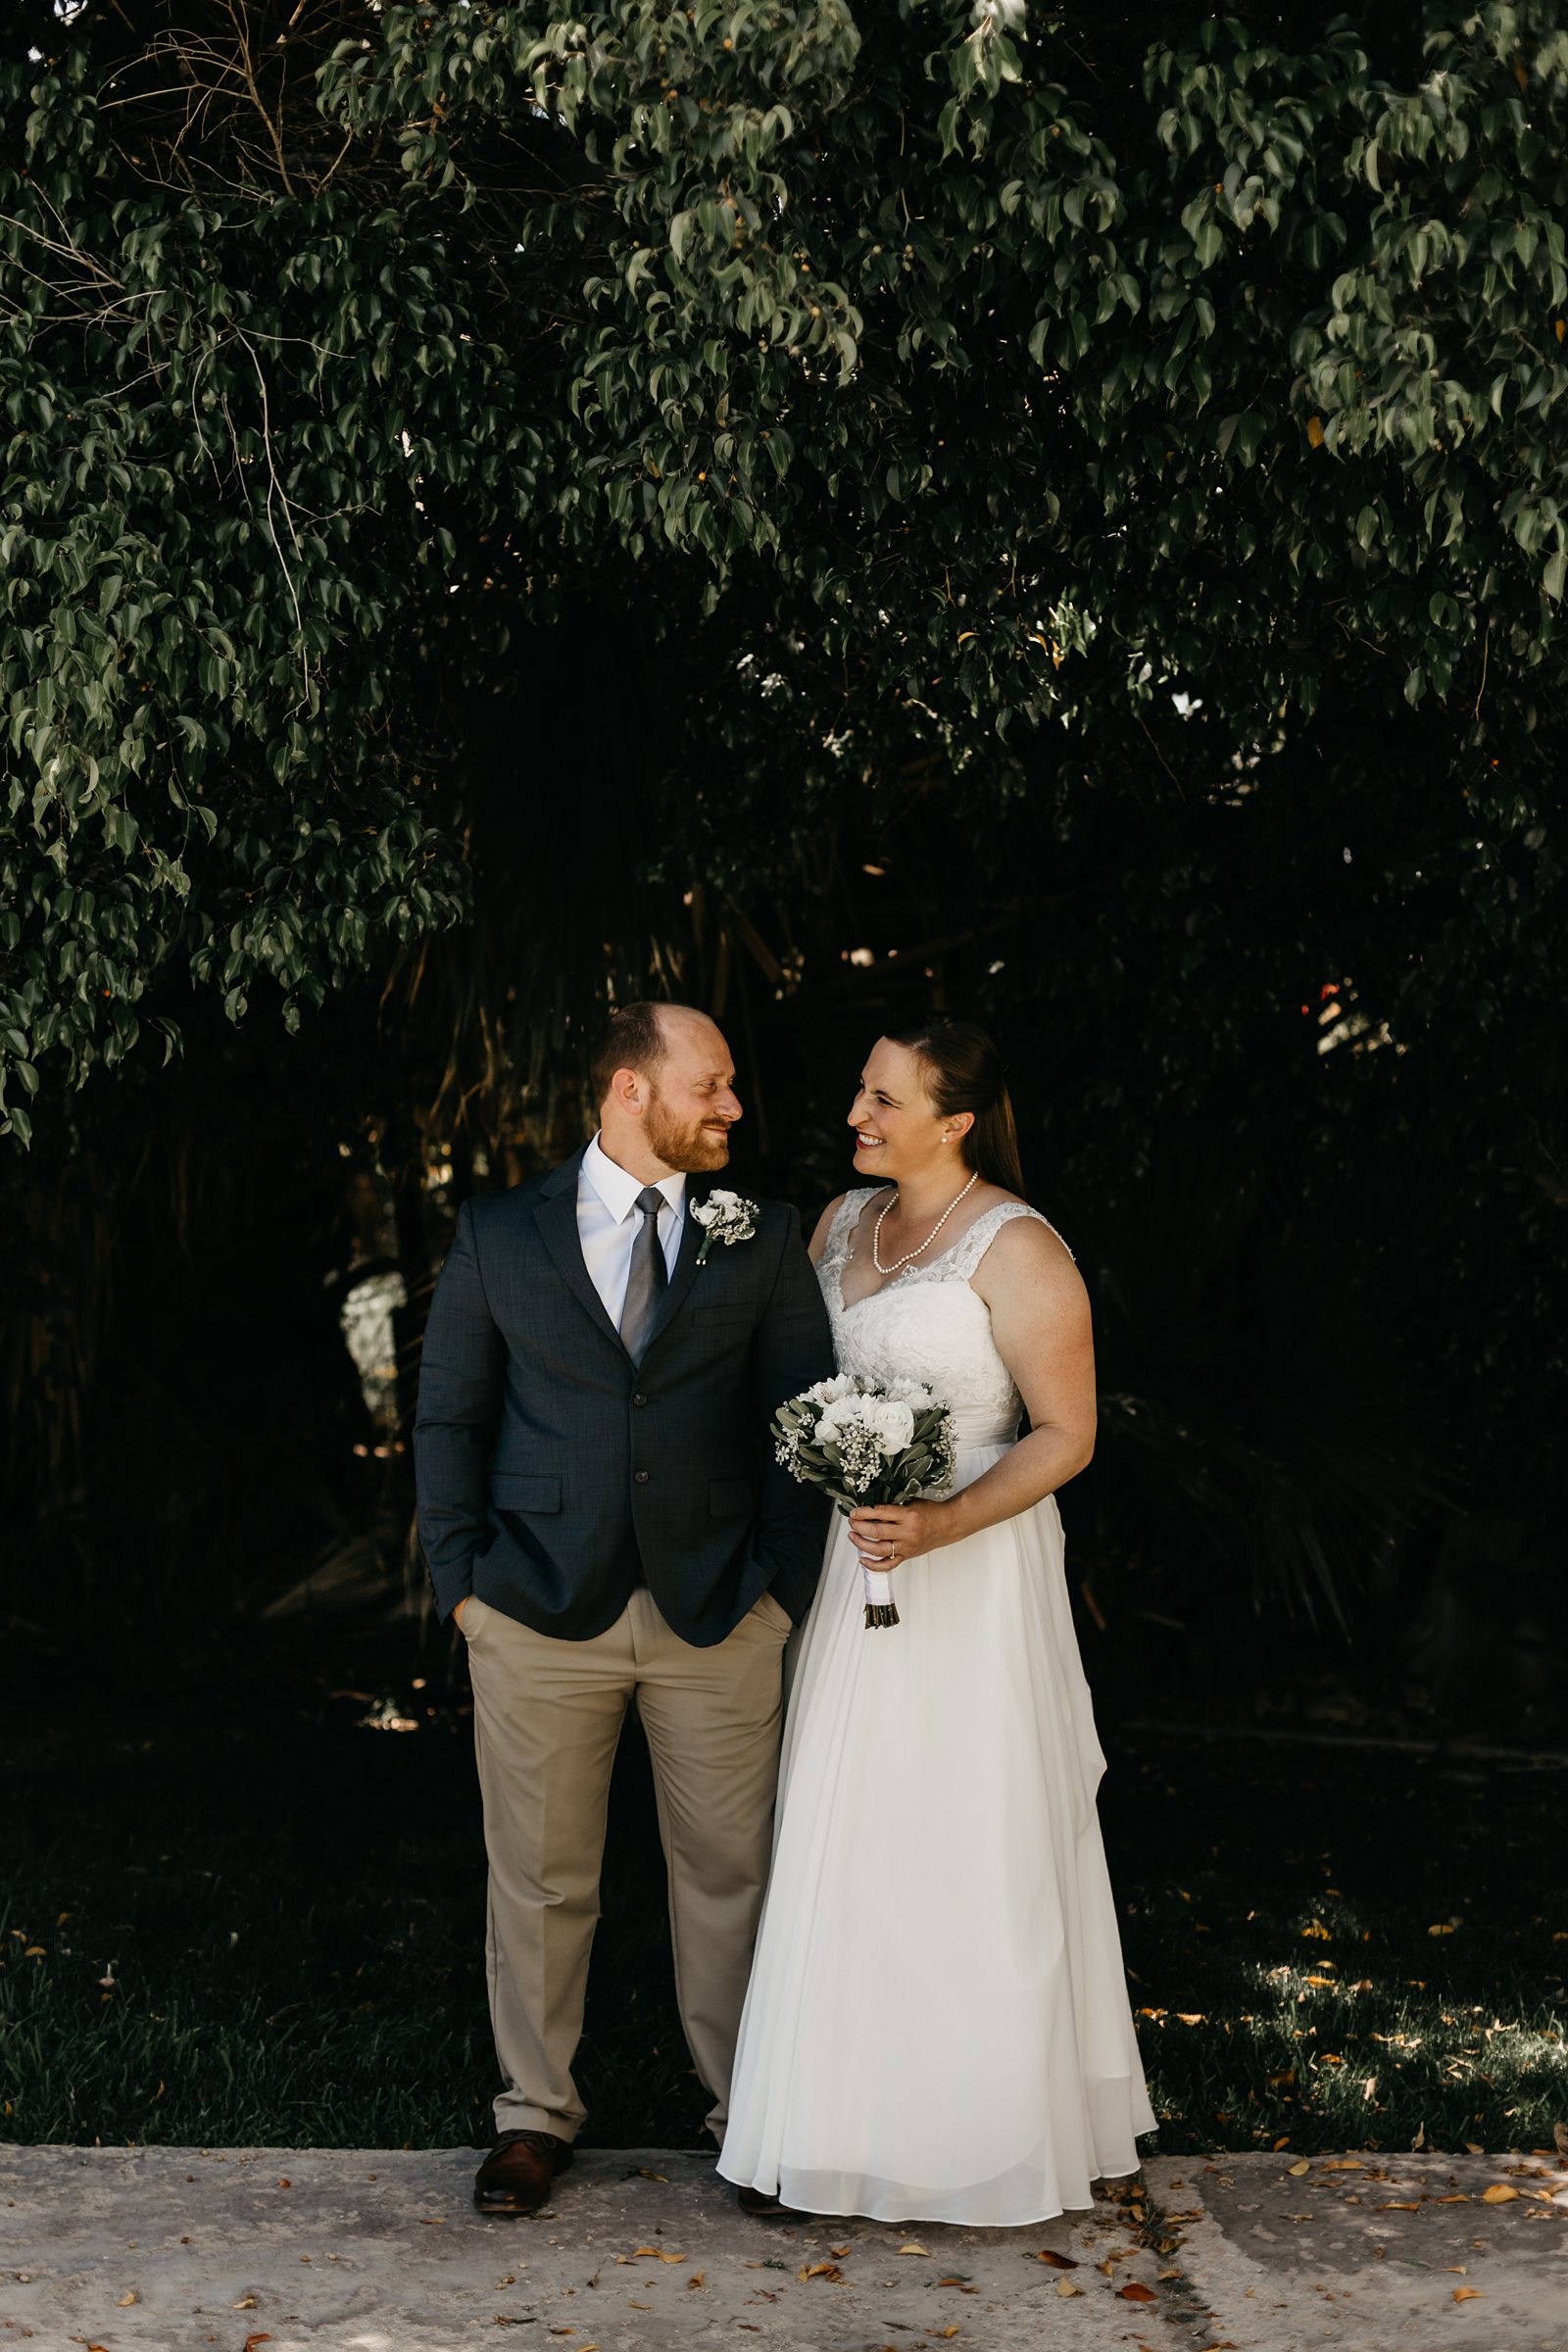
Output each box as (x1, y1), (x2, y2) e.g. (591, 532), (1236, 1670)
(883, 1015), (1027, 1197)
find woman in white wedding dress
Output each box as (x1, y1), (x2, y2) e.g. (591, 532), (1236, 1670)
(719, 1016), (1154, 2228)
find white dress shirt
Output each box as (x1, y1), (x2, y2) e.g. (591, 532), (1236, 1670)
(577, 1134), (687, 1331)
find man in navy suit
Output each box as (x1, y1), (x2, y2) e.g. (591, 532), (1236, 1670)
(416, 1003), (832, 2216)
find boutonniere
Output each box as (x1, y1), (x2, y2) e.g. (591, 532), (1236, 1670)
(691, 1190), (760, 1264)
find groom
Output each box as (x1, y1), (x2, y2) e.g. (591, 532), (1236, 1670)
(415, 1002), (833, 2217)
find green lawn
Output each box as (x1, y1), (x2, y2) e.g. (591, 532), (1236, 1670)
(3, 1666), (1564, 2155)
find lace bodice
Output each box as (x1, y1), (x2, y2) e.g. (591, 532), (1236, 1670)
(817, 1191), (1074, 1449)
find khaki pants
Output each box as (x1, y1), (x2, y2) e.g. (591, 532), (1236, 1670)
(460, 1584), (793, 2142)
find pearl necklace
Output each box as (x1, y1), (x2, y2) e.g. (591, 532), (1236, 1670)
(870, 1169), (980, 1276)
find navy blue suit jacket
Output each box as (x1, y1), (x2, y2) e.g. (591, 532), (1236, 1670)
(413, 1152), (835, 1644)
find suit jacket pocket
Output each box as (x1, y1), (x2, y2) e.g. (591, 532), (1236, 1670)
(490, 1472), (564, 1514)
(710, 1476), (760, 1517)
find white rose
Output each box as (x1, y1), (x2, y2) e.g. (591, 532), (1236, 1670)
(812, 1399), (854, 1445)
(865, 1397), (915, 1454)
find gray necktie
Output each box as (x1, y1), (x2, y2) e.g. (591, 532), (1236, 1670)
(618, 1186), (668, 1361)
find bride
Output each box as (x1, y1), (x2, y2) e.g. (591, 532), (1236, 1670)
(718, 1016), (1155, 2227)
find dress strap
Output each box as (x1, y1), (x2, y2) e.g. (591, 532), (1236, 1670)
(950, 1200), (1076, 1279)
(819, 1187), (885, 1282)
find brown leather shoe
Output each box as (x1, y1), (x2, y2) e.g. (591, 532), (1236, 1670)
(736, 2180), (803, 2220)
(473, 2130), (574, 2216)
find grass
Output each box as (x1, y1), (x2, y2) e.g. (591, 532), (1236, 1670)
(3, 1667), (1565, 2155)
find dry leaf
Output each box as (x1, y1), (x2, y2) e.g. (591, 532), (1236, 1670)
(1054, 2277), (1085, 2297)
(938, 2331), (960, 2340)
(1437, 2194), (1470, 2204)
(1030, 2249), (1079, 2268)
(233, 2295), (258, 2309)
(626, 2302), (652, 2311)
(1553, 2122), (1568, 2156)
(1118, 2281), (1157, 2301)
(1376, 2202), (1420, 2212)
(634, 2169), (667, 2181)
(829, 2244), (851, 2257)
(1323, 2160), (1364, 2172)
(244, 2337), (273, 2350)
(632, 2245), (685, 2262)
(1465, 2141), (1485, 2154)
(117, 2291), (137, 2306)
(686, 2272), (706, 2289)
(798, 2262), (845, 2282)
(1452, 2286), (1483, 2302)
(899, 2242), (929, 2256)
(1288, 2159), (1311, 2177)
(1482, 2184), (1519, 2204)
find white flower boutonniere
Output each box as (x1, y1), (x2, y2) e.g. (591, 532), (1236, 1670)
(691, 1189), (760, 1264)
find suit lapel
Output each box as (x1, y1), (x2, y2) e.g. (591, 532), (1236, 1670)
(533, 1152), (626, 1356)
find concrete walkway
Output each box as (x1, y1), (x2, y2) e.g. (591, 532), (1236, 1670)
(2, 2144), (1564, 2352)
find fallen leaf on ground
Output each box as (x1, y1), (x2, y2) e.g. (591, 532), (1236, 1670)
(626, 2301), (651, 2310)
(829, 2243), (851, 2256)
(1288, 2160), (1311, 2177)
(232, 2295), (258, 2309)
(1465, 2141), (1485, 2154)
(798, 2262), (844, 2282)
(1029, 2249), (1079, 2268)
(117, 2292), (136, 2306)
(686, 2271), (706, 2289)
(938, 2330), (960, 2340)
(243, 2336), (272, 2350)
(1118, 2281), (1157, 2301)
(1055, 2277), (1085, 2297)
(1376, 2202), (1421, 2212)
(1453, 2286), (1483, 2301)
(634, 2169), (668, 2181)
(1158, 2268), (1184, 2280)
(1437, 2194), (1470, 2203)
(899, 2242), (929, 2256)
(632, 2246), (685, 2262)
(1482, 2185), (1519, 2203)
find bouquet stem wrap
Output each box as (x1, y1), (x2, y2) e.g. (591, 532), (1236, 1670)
(860, 1566), (900, 1630)
(770, 1375), (957, 1634)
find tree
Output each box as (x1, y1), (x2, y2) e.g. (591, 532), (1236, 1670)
(2, 1), (1564, 1638)
(2, 0), (1564, 1141)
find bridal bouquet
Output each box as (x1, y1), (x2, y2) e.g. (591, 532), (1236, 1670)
(770, 1375), (956, 1629)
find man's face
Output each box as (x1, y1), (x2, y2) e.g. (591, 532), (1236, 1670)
(642, 1014), (742, 1173)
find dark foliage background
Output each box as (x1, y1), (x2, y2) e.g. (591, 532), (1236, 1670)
(2, 0), (1564, 1713)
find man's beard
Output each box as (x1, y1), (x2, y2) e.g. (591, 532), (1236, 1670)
(644, 1090), (733, 1174)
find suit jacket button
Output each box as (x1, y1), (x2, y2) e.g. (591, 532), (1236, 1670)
(634, 1469), (651, 1484)
(631, 1393), (648, 1407)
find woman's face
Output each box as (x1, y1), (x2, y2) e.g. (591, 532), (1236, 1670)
(847, 1038), (953, 1184)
